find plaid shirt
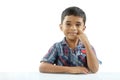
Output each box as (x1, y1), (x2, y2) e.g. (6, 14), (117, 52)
(41, 37), (98, 67)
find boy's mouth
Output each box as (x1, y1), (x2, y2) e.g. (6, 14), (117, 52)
(68, 32), (78, 36)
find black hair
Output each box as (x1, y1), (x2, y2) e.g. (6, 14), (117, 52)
(61, 6), (86, 24)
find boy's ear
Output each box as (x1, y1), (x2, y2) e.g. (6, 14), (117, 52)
(83, 26), (86, 31)
(59, 24), (63, 31)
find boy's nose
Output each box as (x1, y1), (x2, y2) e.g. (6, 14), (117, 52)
(71, 26), (77, 30)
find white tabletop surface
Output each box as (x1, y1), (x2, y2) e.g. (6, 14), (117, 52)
(0, 72), (120, 80)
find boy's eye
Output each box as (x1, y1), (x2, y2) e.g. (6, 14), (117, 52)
(66, 23), (71, 26)
(76, 24), (81, 27)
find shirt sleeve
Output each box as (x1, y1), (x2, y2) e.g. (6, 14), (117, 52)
(40, 43), (58, 64)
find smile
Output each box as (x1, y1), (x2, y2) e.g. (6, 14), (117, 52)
(68, 32), (78, 35)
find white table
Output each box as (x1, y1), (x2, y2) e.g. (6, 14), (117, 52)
(0, 72), (120, 80)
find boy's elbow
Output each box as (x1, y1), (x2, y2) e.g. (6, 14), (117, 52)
(90, 66), (99, 73)
(39, 63), (45, 73)
(39, 64), (42, 72)
(39, 62), (51, 73)
(91, 69), (98, 73)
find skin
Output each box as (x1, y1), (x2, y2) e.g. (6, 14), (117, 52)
(39, 15), (99, 74)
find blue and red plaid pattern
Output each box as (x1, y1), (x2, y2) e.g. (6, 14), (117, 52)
(41, 37), (100, 67)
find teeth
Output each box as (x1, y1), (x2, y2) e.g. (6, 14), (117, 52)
(69, 33), (77, 35)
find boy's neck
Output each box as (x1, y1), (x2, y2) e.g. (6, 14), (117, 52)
(66, 38), (79, 49)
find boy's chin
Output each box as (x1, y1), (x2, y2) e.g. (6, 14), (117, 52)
(67, 36), (78, 41)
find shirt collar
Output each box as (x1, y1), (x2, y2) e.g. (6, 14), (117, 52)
(61, 37), (84, 48)
(61, 37), (67, 45)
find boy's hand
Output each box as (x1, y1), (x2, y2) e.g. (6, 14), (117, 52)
(68, 66), (89, 74)
(77, 29), (88, 43)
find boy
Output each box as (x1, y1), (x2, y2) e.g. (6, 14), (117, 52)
(39, 6), (100, 74)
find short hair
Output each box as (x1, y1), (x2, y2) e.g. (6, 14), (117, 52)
(61, 6), (86, 24)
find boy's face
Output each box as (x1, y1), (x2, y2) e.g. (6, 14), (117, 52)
(60, 15), (86, 41)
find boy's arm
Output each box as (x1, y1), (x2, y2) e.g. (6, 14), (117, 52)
(78, 30), (99, 73)
(39, 62), (89, 74)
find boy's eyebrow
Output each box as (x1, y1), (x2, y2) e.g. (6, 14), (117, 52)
(66, 21), (82, 24)
(76, 21), (81, 23)
(66, 21), (71, 23)
(66, 21), (81, 23)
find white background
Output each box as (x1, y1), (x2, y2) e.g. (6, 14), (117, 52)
(0, 0), (120, 72)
